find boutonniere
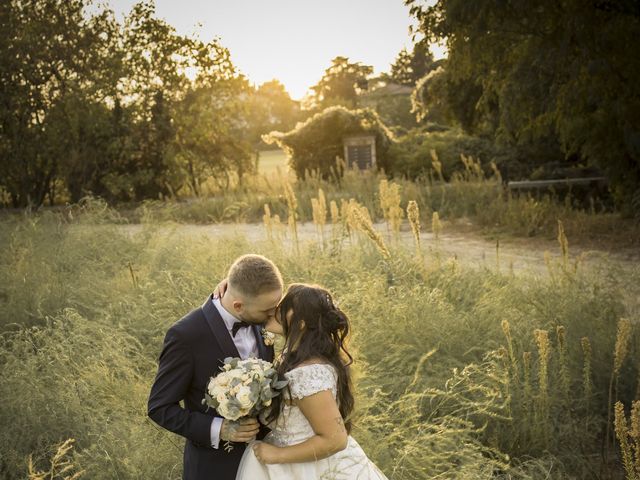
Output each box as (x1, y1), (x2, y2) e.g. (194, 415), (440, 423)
(261, 328), (275, 346)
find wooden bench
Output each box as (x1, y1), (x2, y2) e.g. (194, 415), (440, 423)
(507, 177), (608, 190)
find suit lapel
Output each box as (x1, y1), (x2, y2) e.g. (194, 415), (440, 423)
(252, 325), (267, 360)
(201, 295), (240, 360)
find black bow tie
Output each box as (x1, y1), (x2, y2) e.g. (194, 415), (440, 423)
(231, 321), (252, 337)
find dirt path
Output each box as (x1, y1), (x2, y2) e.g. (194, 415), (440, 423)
(113, 221), (640, 316)
(123, 221), (640, 276)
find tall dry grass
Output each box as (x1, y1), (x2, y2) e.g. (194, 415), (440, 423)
(0, 199), (638, 479)
(116, 156), (640, 247)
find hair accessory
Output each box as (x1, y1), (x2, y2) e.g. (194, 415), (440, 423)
(326, 293), (339, 309)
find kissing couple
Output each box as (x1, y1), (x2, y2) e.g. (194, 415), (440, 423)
(148, 254), (388, 479)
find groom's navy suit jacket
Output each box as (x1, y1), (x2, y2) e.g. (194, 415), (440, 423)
(148, 295), (274, 480)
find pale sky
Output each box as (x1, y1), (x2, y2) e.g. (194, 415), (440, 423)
(105, 0), (445, 100)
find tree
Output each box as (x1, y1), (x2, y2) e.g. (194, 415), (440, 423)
(173, 77), (254, 195)
(390, 41), (435, 86)
(0, 0), (115, 207)
(0, 0), (248, 206)
(244, 80), (300, 150)
(407, 0), (640, 214)
(308, 57), (373, 110)
(255, 80), (299, 132)
(390, 48), (414, 86)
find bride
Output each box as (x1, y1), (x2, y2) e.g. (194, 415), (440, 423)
(235, 283), (388, 480)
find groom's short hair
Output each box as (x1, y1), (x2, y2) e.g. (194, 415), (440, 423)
(227, 254), (283, 297)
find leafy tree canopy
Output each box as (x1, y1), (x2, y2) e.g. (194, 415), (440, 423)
(407, 0), (640, 214)
(307, 56), (373, 110)
(244, 80), (301, 149)
(0, 0), (254, 206)
(389, 41), (436, 87)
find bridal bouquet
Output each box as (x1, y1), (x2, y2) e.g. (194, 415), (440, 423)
(203, 357), (287, 449)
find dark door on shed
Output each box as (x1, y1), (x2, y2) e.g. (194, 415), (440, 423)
(347, 144), (373, 169)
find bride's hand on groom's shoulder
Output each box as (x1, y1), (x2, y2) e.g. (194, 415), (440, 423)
(252, 441), (281, 464)
(212, 278), (228, 299)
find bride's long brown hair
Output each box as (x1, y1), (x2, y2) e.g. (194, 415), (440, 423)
(266, 283), (354, 432)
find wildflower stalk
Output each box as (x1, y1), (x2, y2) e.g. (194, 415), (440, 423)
(534, 329), (551, 447)
(614, 401), (638, 480)
(606, 318), (633, 462)
(432, 211), (443, 264)
(318, 188), (328, 243)
(557, 220), (569, 271)
(501, 320), (519, 382)
(329, 199), (340, 243)
(632, 401), (640, 477)
(284, 181), (299, 253)
(581, 337), (593, 429)
(523, 351), (532, 417)
(28, 438), (84, 480)
(379, 179), (403, 242)
(311, 189), (327, 247)
(340, 199), (352, 244)
(263, 204), (273, 242)
(407, 200), (421, 260)
(350, 202), (391, 259)
(430, 149), (444, 183)
(557, 326), (570, 408)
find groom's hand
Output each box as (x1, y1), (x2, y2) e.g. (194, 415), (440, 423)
(220, 417), (260, 443)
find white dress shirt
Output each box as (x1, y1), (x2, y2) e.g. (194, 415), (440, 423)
(210, 297), (259, 448)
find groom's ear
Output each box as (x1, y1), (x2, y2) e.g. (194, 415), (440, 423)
(232, 300), (244, 314)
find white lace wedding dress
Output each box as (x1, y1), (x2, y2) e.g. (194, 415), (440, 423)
(235, 363), (389, 480)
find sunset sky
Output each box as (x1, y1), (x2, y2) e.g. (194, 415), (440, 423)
(107, 0), (445, 100)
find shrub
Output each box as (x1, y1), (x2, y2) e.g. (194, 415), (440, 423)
(264, 106), (394, 178)
(388, 127), (569, 182)
(388, 128), (499, 180)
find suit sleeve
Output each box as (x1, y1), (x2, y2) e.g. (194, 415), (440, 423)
(147, 325), (212, 446)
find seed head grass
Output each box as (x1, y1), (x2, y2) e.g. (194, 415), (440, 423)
(407, 200), (421, 258)
(0, 201), (636, 479)
(379, 179), (403, 240)
(615, 401), (640, 480)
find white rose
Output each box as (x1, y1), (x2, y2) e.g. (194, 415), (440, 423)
(207, 382), (216, 397)
(216, 372), (230, 386)
(236, 385), (253, 409)
(218, 400), (230, 417)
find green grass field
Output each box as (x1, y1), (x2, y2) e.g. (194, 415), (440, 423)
(257, 149), (289, 175)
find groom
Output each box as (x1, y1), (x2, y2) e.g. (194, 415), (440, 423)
(148, 254), (282, 480)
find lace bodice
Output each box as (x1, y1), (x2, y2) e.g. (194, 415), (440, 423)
(286, 363), (338, 399)
(266, 363), (338, 446)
